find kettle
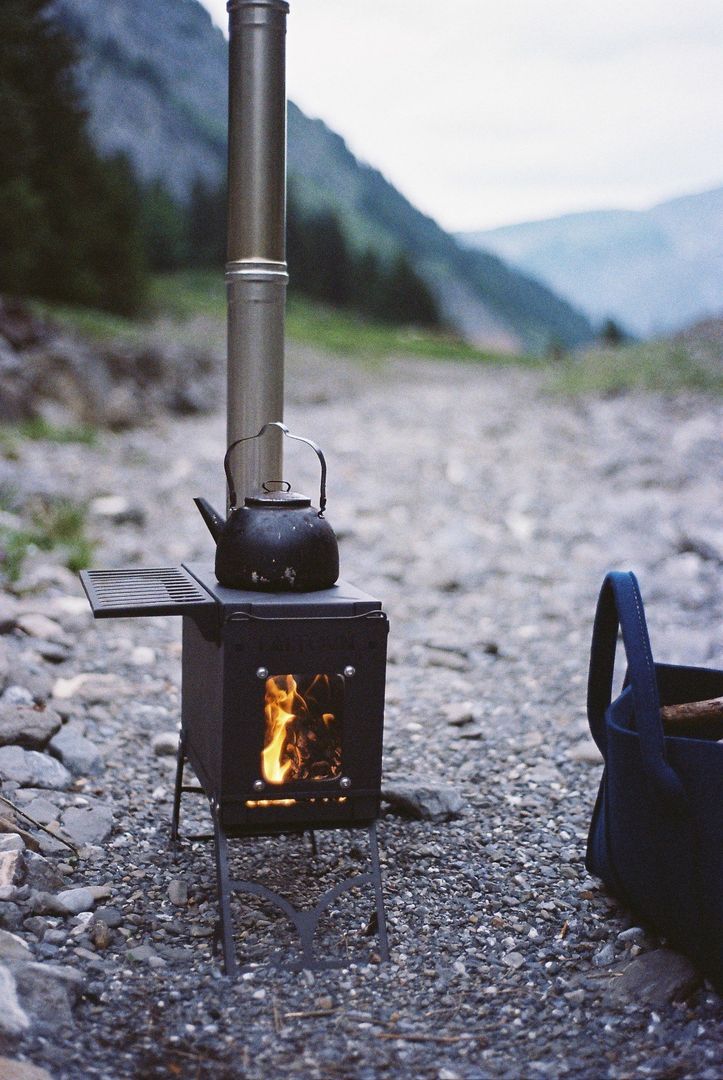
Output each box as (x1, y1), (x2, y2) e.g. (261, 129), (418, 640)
(194, 422), (339, 592)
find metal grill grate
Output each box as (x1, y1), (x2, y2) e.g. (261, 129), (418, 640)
(80, 566), (214, 618)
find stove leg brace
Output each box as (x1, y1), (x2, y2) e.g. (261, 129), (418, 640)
(210, 804), (389, 976)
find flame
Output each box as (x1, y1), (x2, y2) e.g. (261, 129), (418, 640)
(260, 673), (342, 786)
(262, 674), (298, 784)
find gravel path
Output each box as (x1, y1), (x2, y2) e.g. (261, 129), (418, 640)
(1, 345), (721, 1078)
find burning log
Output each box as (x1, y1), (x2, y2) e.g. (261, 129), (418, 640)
(661, 696), (723, 740)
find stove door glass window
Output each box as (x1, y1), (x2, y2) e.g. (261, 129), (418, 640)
(262, 674), (344, 784)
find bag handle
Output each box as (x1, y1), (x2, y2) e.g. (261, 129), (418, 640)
(587, 571), (685, 807)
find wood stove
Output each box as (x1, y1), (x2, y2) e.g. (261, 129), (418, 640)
(80, 0), (391, 973)
(80, 565), (390, 972)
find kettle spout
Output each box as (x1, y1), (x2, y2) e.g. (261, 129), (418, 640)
(194, 497), (225, 543)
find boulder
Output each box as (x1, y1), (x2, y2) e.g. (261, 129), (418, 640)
(0, 746), (73, 790)
(381, 781), (465, 822)
(0, 703), (62, 750)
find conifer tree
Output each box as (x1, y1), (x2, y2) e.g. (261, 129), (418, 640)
(0, 0), (147, 313)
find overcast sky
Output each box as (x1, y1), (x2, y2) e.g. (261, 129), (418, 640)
(199, 0), (723, 232)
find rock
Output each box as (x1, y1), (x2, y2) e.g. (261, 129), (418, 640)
(593, 942), (617, 967)
(502, 950), (525, 970)
(567, 737), (604, 765)
(0, 640), (9, 688)
(54, 885), (110, 915)
(0, 703), (62, 750)
(0, 1056), (54, 1080)
(59, 804), (114, 847)
(15, 614), (68, 646)
(20, 796), (62, 826)
(89, 495), (145, 526)
(381, 782), (465, 822)
(130, 645), (156, 666)
(127, 944), (158, 963)
(51, 673), (132, 705)
(151, 731), (178, 757)
(31, 641), (71, 665)
(440, 701), (478, 726)
(0, 903), (24, 932)
(606, 949), (702, 1007)
(617, 926), (647, 946)
(0, 929), (32, 960)
(10, 960), (84, 1029)
(0, 819), (41, 853)
(0, 834), (25, 853)
(1, 685), (35, 707)
(168, 879), (188, 906)
(48, 722), (103, 777)
(0, 963), (30, 1034)
(0, 597), (19, 634)
(23, 851), (64, 893)
(0, 850), (25, 888)
(0, 746), (72, 790)
(90, 919), (112, 950)
(26, 892), (73, 917)
(527, 763), (563, 784)
(94, 906), (122, 929)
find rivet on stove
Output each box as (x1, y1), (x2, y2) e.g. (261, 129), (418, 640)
(343, 665), (356, 677)
(339, 776), (352, 789)
(253, 779), (265, 792)
(256, 667), (269, 680)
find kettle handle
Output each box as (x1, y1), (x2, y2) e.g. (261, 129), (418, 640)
(224, 421), (328, 514)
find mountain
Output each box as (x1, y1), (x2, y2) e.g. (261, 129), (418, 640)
(53, 0), (594, 353)
(460, 188), (723, 338)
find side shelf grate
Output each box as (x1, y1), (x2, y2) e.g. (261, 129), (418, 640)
(80, 566), (215, 619)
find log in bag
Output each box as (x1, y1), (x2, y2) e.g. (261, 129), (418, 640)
(585, 571), (723, 989)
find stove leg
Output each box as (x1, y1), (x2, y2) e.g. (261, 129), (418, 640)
(368, 822), (389, 962)
(170, 729), (187, 846)
(308, 829), (318, 857)
(212, 804), (238, 976)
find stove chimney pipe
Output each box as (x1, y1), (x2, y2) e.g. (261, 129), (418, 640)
(225, 0), (289, 504)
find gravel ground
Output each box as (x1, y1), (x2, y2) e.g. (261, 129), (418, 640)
(0, 345), (721, 1078)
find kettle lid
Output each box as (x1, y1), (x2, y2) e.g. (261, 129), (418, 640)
(244, 481), (311, 509)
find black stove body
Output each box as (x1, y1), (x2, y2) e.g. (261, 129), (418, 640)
(81, 563), (389, 973)
(179, 566), (388, 831)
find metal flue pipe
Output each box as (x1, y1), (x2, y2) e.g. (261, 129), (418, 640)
(225, 0), (289, 504)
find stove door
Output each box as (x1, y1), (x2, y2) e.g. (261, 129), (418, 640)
(220, 611), (388, 823)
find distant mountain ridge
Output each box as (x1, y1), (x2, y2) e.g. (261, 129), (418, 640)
(460, 187), (723, 338)
(54, 0), (594, 352)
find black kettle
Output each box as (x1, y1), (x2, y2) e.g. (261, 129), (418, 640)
(194, 422), (339, 592)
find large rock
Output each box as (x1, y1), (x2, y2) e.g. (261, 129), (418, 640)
(0, 963), (30, 1035)
(381, 781), (466, 822)
(23, 851), (64, 893)
(55, 884), (111, 915)
(0, 703), (62, 750)
(0, 850), (25, 888)
(606, 949), (702, 1007)
(15, 613), (69, 646)
(9, 960), (84, 1030)
(59, 804), (113, 846)
(48, 722), (102, 777)
(0, 929), (32, 960)
(0, 746), (73, 790)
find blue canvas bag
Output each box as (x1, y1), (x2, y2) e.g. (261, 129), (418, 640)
(586, 571), (723, 988)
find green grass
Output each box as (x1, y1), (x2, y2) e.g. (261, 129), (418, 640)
(549, 340), (723, 396)
(284, 298), (515, 362)
(0, 495), (94, 583)
(0, 419), (97, 462)
(28, 272), (721, 392)
(148, 270), (226, 320)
